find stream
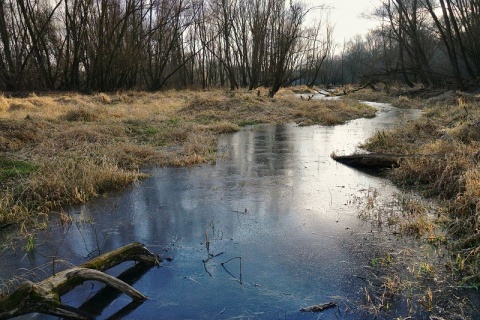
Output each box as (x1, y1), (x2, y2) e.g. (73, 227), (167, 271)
(3, 102), (467, 319)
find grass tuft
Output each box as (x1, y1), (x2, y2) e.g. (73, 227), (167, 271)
(0, 95), (10, 111)
(0, 120), (42, 151)
(8, 101), (35, 112)
(63, 108), (100, 122)
(22, 158), (144, 210)
(0, 156), (38, 182)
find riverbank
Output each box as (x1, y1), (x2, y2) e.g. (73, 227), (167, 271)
(0, 87), (375, 230)
(348, 88), (480, 287)
(0, 106), (431, 319)
(1, 87), (478, 318)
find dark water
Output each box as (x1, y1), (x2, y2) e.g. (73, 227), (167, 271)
(2, 103), (427, 319)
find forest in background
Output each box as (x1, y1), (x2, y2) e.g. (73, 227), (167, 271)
(0, 0), (479, 96)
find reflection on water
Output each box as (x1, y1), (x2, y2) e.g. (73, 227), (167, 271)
(1, 103), (424, 319)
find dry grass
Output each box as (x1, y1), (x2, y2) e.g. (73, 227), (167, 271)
(345, 87), (431, 109)
(0, 95), (9, 112)
(398, 198), (436, 237)
(63, 108), (100, 122)
(0, 88), (376, 228)
(361, 117), (442, 155)
(290, 99), (375, 126)
(362, 90), (480, 284)
(343, 88), (395, 103)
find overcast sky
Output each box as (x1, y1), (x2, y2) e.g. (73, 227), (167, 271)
(305, 0), (382, 42)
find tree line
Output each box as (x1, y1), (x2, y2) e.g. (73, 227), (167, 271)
(340, 0), (480, 90)
(1, 0), (478, 95)
(0, 0), (334, 96)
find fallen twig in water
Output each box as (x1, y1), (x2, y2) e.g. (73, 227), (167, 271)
(220, 257), (243, 284)
(202, 260), (213, 278)
(232, 208), (248, 214)
(300, 301), (337, 312)
(214, 308), (226, 318)
(202, 252), (225, 277)
(202, 252), (225, 263)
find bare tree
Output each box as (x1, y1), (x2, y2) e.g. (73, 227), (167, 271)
(302, 17), (334, 87)
(16, 0), (63, 89)
(424, 0), (464, 89)
(268, 1), (305, 97)
(453, 0), (480, 76)
(0, 0), (336, 92)
(0, 1), (17, 90)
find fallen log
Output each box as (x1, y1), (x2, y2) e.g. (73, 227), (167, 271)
(79, 262), (153, 317)
(0, 242), (161, 320)
(332, 153), (417, 170)
(80, 241), (161, 271)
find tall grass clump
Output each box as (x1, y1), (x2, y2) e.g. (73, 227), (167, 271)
(291, 99), (375, 126)
(343, 88), (393, 103)
(392, 144), (476, 198)
(0, 94), (9, 112)
(0, 119), (43, 152)
(7, 101), (36, 112)
(0, 188), (27, 226)
(362, 117), (442, 155)
(63, 108), (100, 122)
(19, 158), (145, 211)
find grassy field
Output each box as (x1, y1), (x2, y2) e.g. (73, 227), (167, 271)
(0, 87), (375, 229)
(356, 88), (480, 285)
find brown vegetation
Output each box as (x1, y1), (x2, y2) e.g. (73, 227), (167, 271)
(0, 88), (375, 229)
(361, 89), (480, 284)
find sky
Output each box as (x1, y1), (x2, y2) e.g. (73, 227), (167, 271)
(305, 0), (382, 43)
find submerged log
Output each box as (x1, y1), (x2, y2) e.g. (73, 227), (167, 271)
(332, 153), (417, 170)
(0, 242), (161, 320)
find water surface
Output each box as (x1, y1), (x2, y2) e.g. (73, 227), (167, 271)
(2, 103), (427, 319)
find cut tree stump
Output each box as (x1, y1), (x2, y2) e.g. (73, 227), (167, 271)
(0, 242), (162, 320)
(332, 153), (419, 170)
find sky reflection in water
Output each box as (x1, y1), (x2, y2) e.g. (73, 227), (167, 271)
(3, 103), (422, 319)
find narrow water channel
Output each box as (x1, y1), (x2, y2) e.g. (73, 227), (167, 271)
(2, 103), (426, 319)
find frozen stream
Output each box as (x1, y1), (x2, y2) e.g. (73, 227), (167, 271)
(2, 102), (428, 319)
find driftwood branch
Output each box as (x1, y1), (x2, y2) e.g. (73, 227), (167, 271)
(0, 242), (161, 320)
(79, 262), (153, 317)
(81, 241), (161, 271)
